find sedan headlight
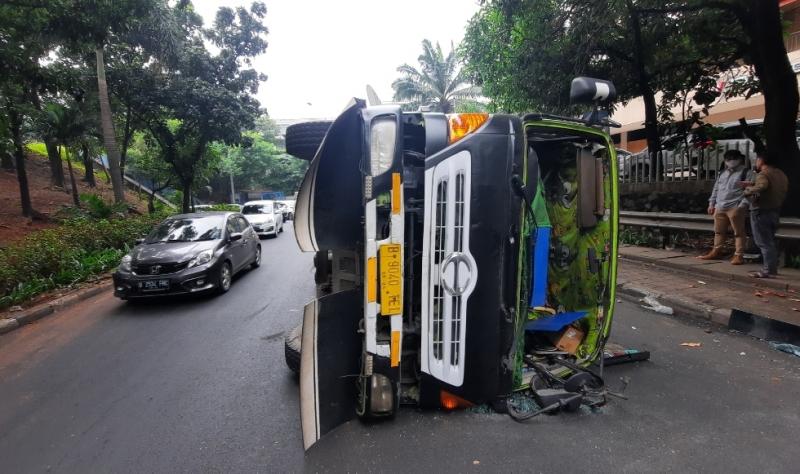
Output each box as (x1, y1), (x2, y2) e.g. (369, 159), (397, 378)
(370, 116), (396, 176)
(188, 249), (214, 268)
(119, 254), (132, 272)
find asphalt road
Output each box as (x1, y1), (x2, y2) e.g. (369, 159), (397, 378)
(1, 223), (799, 473)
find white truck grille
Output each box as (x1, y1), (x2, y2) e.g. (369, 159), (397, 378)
(421, 150), (476, 387)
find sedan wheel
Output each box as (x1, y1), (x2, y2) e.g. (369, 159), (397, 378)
(251, 246), (261, 269)
(217, 261), (232, 293)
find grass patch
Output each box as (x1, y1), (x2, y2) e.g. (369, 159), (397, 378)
(0, 207), (168, 309)
(26, 142), (110, 183)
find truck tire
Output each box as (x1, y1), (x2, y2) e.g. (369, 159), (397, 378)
(285, 121), (332, 161)
(285, 323), (302, 375)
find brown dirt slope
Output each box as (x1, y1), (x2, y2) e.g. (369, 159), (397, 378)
(0, 152), (148, 247)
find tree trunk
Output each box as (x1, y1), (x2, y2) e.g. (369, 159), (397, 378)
(628, 0), (661, 180)
(46, 139), (66, 188)
(64, 146), (80, 207)
(181, 181), (192, 213)
(81, 141), (96, 187)
(120, 103), (133, 177)
(8, 106), (33, 217)
(743, 1), (800, 215)
(95, 45), (126, 203)
(148, 189), (156, 214)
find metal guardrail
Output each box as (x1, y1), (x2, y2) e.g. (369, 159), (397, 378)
(619, 210), (800, 241)
(92, 157), (176, 209)
(619, 141), (756, 184)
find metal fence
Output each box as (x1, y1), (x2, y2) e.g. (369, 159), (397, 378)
(786, 31), (800, 55)
(618, 140), (756, 184)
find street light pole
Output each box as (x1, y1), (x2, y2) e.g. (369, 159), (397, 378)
(230, 172), (236, 204)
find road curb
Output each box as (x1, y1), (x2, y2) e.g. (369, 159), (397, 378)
(0, 280), (112, 336)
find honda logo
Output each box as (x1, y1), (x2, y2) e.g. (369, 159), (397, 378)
(440, 252), (474, 297)
(149, 265), (162, 275)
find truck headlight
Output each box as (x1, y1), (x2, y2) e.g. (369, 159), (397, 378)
(119, 254), (132, 272)
(188, 249), (214, 268)
(370, 116), (396, 176)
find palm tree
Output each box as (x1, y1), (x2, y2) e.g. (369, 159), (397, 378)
(392, 40), (480, 113)
(40, 102), (93, 207)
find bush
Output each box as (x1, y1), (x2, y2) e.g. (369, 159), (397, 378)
(204, 203), (241, 212)
(0, 212), (167, 309)
(79, 193), (128, 219)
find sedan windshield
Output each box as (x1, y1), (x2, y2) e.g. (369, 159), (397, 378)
(242, 203), (273, 214)
(146, 217), (224, 243)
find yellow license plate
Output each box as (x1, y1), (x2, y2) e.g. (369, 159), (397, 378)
(379, 244), (402, 315)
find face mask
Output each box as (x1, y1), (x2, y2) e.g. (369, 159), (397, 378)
(725, 159), (739, 169)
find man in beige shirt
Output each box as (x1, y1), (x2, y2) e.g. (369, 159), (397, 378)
(743, 154), (789, 278)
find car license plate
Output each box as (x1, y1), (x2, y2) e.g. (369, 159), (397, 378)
(379, 244), (402, 315)
(139, 279), (170, 291)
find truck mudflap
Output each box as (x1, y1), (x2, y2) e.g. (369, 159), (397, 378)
(294, 99), (365, 252)
(299, 288), (361, 450)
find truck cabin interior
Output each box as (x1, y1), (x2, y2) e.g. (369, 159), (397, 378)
(521, 126), (614, 377)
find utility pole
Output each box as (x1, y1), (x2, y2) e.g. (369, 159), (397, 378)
(230, 172), (236, 204)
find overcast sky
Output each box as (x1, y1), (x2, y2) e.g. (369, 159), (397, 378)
(193, 0), (480, 120)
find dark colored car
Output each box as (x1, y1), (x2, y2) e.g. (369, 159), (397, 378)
(113, 212), (261, 299)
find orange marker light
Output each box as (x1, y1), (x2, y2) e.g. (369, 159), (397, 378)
(447, 113), (489, 144)
(440, 390), (474, 410)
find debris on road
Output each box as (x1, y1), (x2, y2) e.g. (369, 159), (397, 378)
(739, 352), (746, 356)
(680, 342), (702, 348)
(641, 295), (674, 315)
(769, 342), (800, 358)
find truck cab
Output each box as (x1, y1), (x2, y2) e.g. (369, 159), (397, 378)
(286, 78), (620, 450)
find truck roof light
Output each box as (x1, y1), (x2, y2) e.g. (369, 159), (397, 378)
(447, 113), (489, 144)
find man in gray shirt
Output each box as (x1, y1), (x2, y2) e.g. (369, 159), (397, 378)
(697, 150), (755, 265)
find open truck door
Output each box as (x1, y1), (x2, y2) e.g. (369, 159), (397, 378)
(299, 289), (361, 450)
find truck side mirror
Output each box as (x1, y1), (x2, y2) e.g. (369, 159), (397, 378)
(570, 77), (617, 105)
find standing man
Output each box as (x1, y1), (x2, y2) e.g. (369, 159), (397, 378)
(697, 150), (755, 265)
(743, 153), (789, 278)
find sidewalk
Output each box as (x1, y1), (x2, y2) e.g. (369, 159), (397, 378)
(618, 245), (800, 343)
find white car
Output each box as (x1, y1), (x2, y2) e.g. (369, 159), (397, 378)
(278, 200), (295, 220)
(242, 200), (284, 238)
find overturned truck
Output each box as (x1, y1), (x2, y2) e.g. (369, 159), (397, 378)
(285, 78), (621, 449)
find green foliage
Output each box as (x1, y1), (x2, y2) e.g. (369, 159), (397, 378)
(27, 142), (70, 160)
(392, 40), (480, 113)
(0, 212), (166, 309)
(201, 204), (241, 212)
(219, 130), (308, 195)
(78, 193), (128, 219)
(126, 131), (175, 188)
(620, 227), (660, 247)
(462, 0), (743, 119)
(121, 2), (269, 212)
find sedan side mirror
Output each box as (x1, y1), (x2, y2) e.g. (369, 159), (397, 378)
(229, 233), (243, 242)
